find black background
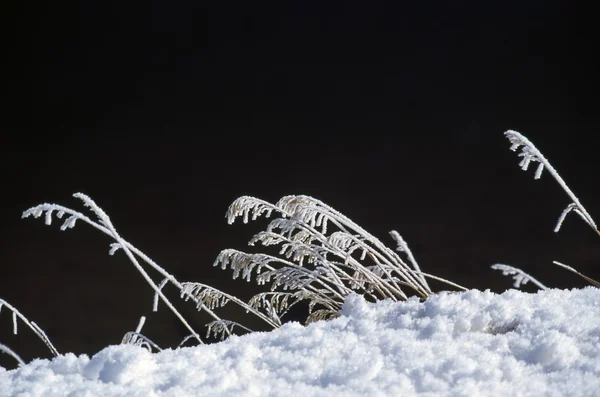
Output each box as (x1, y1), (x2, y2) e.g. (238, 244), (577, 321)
(1, 1), (599, 368)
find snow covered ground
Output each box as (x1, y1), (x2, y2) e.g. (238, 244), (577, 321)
(1, 287), (599, 397)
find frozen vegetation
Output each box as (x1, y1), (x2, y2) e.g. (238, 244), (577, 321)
(1, 131), (598, 396)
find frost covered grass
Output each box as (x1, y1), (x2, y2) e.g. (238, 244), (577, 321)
(1, 130), (599, 396)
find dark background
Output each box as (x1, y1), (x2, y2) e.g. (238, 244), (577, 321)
(1, 1), (598, 368)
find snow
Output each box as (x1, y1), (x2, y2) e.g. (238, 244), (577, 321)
(2, 287), (599, 397)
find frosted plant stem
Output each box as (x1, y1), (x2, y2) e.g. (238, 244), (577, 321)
(22, 194), (214, 344)
(110, 250), (199, 342)
(553, 261), (600, 288)
(0, 343), (25, 366)
(505, 130), (599, 236)
(273, 195), (434, 296)
(180, 281), (280, 329)
(295, 201), (430, 297)
(0, 298), (59, 357)
(74, 194), (205, 345)
(306, 197), (433, 294)
(229, 197), (411, 299)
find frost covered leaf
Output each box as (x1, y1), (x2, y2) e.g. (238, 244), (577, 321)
(44, 209), (53, 225)
(327, 231), (370, 263)
(328, 231), (355, 251)
(491, 264), (547, 290)
(266, 218), (304, 238)
(249, 231), (287, 247)
(276, 195), (316, 216)
(276, 195), (330, 234)
(257, 267), (322, 290)
(22, 204), (82, 231)
(306, 309), (340, 324)
(214, 249), (275, 282)
(249, 292), (291, 313)
(348, 264), (394, 292)
(109, 243), (122, 255)
(278, 241), (323, 266)
(21, 205), (45, 219)
(247, 292), (294, 325)
(505, 130), (544, 177)
(205, 320), (251, 340)
(227, 196), (274, 224)
(248, 290), (339, 326)
(180, 283), (232, 311)
(72, 193), (112, 228)
(61, 215), (79, 230)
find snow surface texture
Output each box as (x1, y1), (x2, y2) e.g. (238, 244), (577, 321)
(2, 287), (599, 397)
